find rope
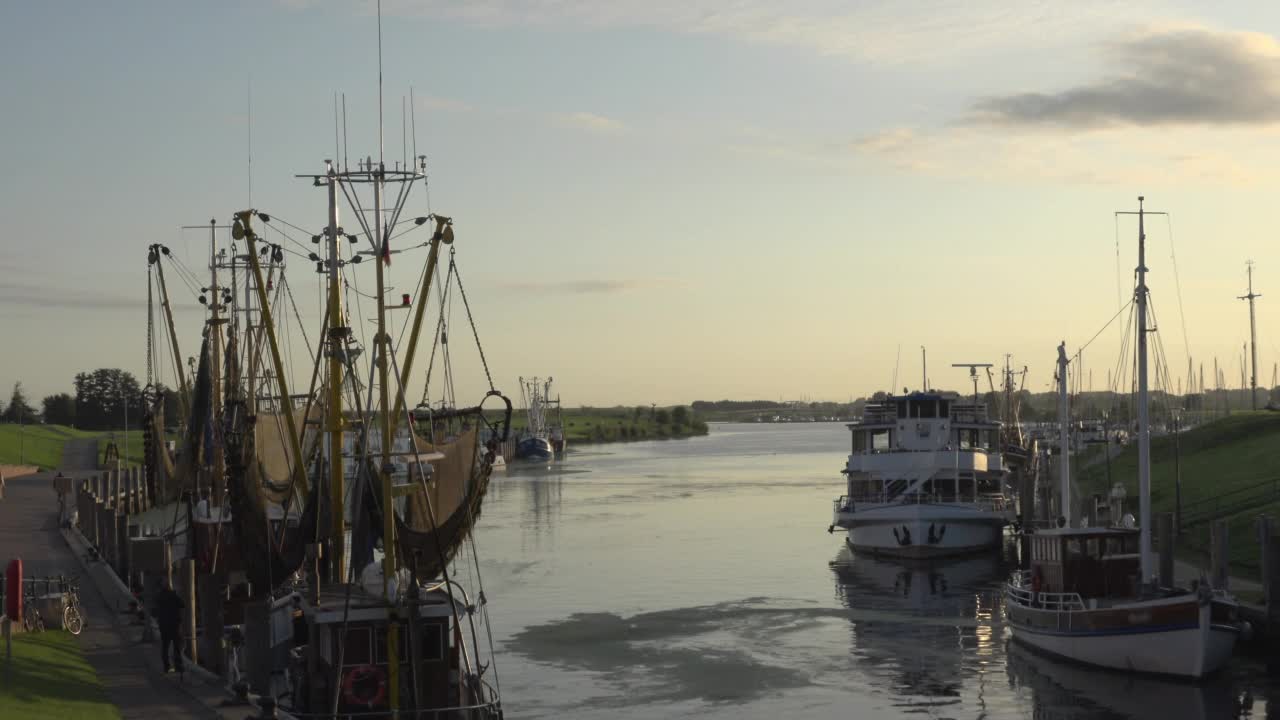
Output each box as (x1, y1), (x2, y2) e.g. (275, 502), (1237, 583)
(450, 250), (494, 391)
(1162, 215), (1193, 384)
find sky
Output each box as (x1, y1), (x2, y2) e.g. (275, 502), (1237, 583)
(5, 1), (1280, 408)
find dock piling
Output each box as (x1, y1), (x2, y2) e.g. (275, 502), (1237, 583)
(1158, 512), (1174, 588)
(1259, 515), (1273, 606)
(182, 558), (197, 665)
(1210, 519), (1230, 591)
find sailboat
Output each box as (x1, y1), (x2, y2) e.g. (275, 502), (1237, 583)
(1004, 197), (1243, 678)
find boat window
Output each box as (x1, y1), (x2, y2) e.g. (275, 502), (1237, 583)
(342, 627), (372, 666)
(918, 401), (937, 419)
(896, 400), (908, 417)
(939, 401), (950, 416)
(1087, 538), (1100, 558)
(1066, 539), (1082, 555)
(421, 622), (446, 662)
(871, 430), (890, 451)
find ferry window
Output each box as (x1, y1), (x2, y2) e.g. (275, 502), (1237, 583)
(1067, 539), (1081, 555)
(939, 401), (950, 416)
(896, 400), (908, 417)
(1087, 538), (1100, 557)
(919, 401), (936, 419)
(871, 430), (890, 451)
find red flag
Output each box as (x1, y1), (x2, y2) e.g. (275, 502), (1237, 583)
(381, 238), (391, 266)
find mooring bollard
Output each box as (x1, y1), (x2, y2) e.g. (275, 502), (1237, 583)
(1158, 512), (1174, 588)
(1211, 519), (1230, 591)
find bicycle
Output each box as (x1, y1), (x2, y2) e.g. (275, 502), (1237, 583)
(23, 595), (45, 633)
(63, 583), (85, 635)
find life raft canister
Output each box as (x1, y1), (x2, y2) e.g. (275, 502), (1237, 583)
(342, 664), (387, 707)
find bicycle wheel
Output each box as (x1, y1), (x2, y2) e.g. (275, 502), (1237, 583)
(34, 611), (45, 633)
(64, 604), (84, 635)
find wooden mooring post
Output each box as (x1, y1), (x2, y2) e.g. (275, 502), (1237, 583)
(1210, 519), (1230, 591)
(182, 558), (197, 666)
(1158, 512), (1174, 588)
(1259, 515), (1273, 606)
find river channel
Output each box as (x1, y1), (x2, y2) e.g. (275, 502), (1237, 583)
(474, 422), (1273, 719)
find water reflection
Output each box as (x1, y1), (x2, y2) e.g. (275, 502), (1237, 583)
(833, 542), (1269, 720)
(832, 547), (1009, 714)
(1005, 640), (1250, 720)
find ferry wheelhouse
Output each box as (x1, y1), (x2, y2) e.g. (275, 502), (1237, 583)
(830, 391), (1010, 558)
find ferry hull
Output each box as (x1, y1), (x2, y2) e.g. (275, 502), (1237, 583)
(1006, 598), (1237, 678)
(838, 504), (1004, 558)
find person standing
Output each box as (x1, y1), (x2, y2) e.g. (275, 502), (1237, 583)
(153, 581), (185, 674)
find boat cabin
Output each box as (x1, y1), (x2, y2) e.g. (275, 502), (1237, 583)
(1027, 527), (1141, 599)
(850, 392), (1000, 455)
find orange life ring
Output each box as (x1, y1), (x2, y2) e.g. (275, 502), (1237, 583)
(342, 664), (387, 707)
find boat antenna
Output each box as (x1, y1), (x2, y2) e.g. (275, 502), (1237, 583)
(951, 363), (992, 408)
(1056, 342), (1070, 527)
(1238, 260), (1261, 410)
(921, 346), (927, 391)
(890, 343), (901, 397)
(247, 76), (253, 207)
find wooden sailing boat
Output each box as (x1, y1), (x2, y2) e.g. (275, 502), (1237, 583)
(1004, 197), (1242, 678)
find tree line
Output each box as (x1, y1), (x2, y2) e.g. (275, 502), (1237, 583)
(0, 369), (179, 430)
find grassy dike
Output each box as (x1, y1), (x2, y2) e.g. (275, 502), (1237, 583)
(0, 424), (149, 470)
(0, 630), (120, 719)
(503, 407), (710, 444)
(1074, 411), (1280, 579)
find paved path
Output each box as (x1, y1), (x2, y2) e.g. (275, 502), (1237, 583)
(0, 472), (236, 719)
(60, 439), (99, 472)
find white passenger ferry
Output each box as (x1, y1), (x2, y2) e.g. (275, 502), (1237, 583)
(830, 391), (1010, 558)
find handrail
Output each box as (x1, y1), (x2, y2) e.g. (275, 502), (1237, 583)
(835, 492), (1008, 511)
(1005, 574), (1087, 612)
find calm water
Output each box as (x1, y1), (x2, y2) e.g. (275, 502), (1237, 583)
(474, 422), (1275, 719)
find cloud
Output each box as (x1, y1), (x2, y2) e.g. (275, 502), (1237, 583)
(969, 27), (1280, 129)
(499, 278), (674, 294)
(552, 111), (626, 134)
(0, 279), (202, 313)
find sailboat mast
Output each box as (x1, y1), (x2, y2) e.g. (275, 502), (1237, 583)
(152, 253), (190, 418)
(209, 219), (226, 505)
(325, 161), (347, 584)
(1136, 196), (1153, 584)
(1057, 342), (1070, 526)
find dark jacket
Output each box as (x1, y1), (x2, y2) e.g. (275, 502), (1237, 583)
(154, 588), (184, 628)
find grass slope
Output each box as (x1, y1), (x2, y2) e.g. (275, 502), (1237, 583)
(1075, 411), (1280, 577)
(0, 425), (149, 470)
(0, 630), (120, 719)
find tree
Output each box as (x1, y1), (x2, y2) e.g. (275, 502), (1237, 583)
(654, 408), (670, 425)
(671, 405), (689, 427)
(42, 393), (76, 426)
(73, 369), (144, 431)
(2, 382), (37, 423)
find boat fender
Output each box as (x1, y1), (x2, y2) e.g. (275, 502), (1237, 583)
(1239, 621), (1255, 643)
(1196, 583), (1212, 607)
(342, 664), (387, 707)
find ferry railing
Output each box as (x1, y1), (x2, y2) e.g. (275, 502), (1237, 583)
(837, 491), (1009, 512)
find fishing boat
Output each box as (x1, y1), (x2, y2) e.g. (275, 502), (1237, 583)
(1004, 197), (1242, 678)
(515, 376), (564, 461)
(829, 388), (1011, 558)
(140, 75), (509, 717)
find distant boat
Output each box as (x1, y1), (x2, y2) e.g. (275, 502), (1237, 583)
(515, 376), (565, 461)
(829, 390), (1011, 558)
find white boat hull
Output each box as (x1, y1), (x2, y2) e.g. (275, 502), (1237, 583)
(1007, 597), (1238, 678)
(837, 503), (1004, 559)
